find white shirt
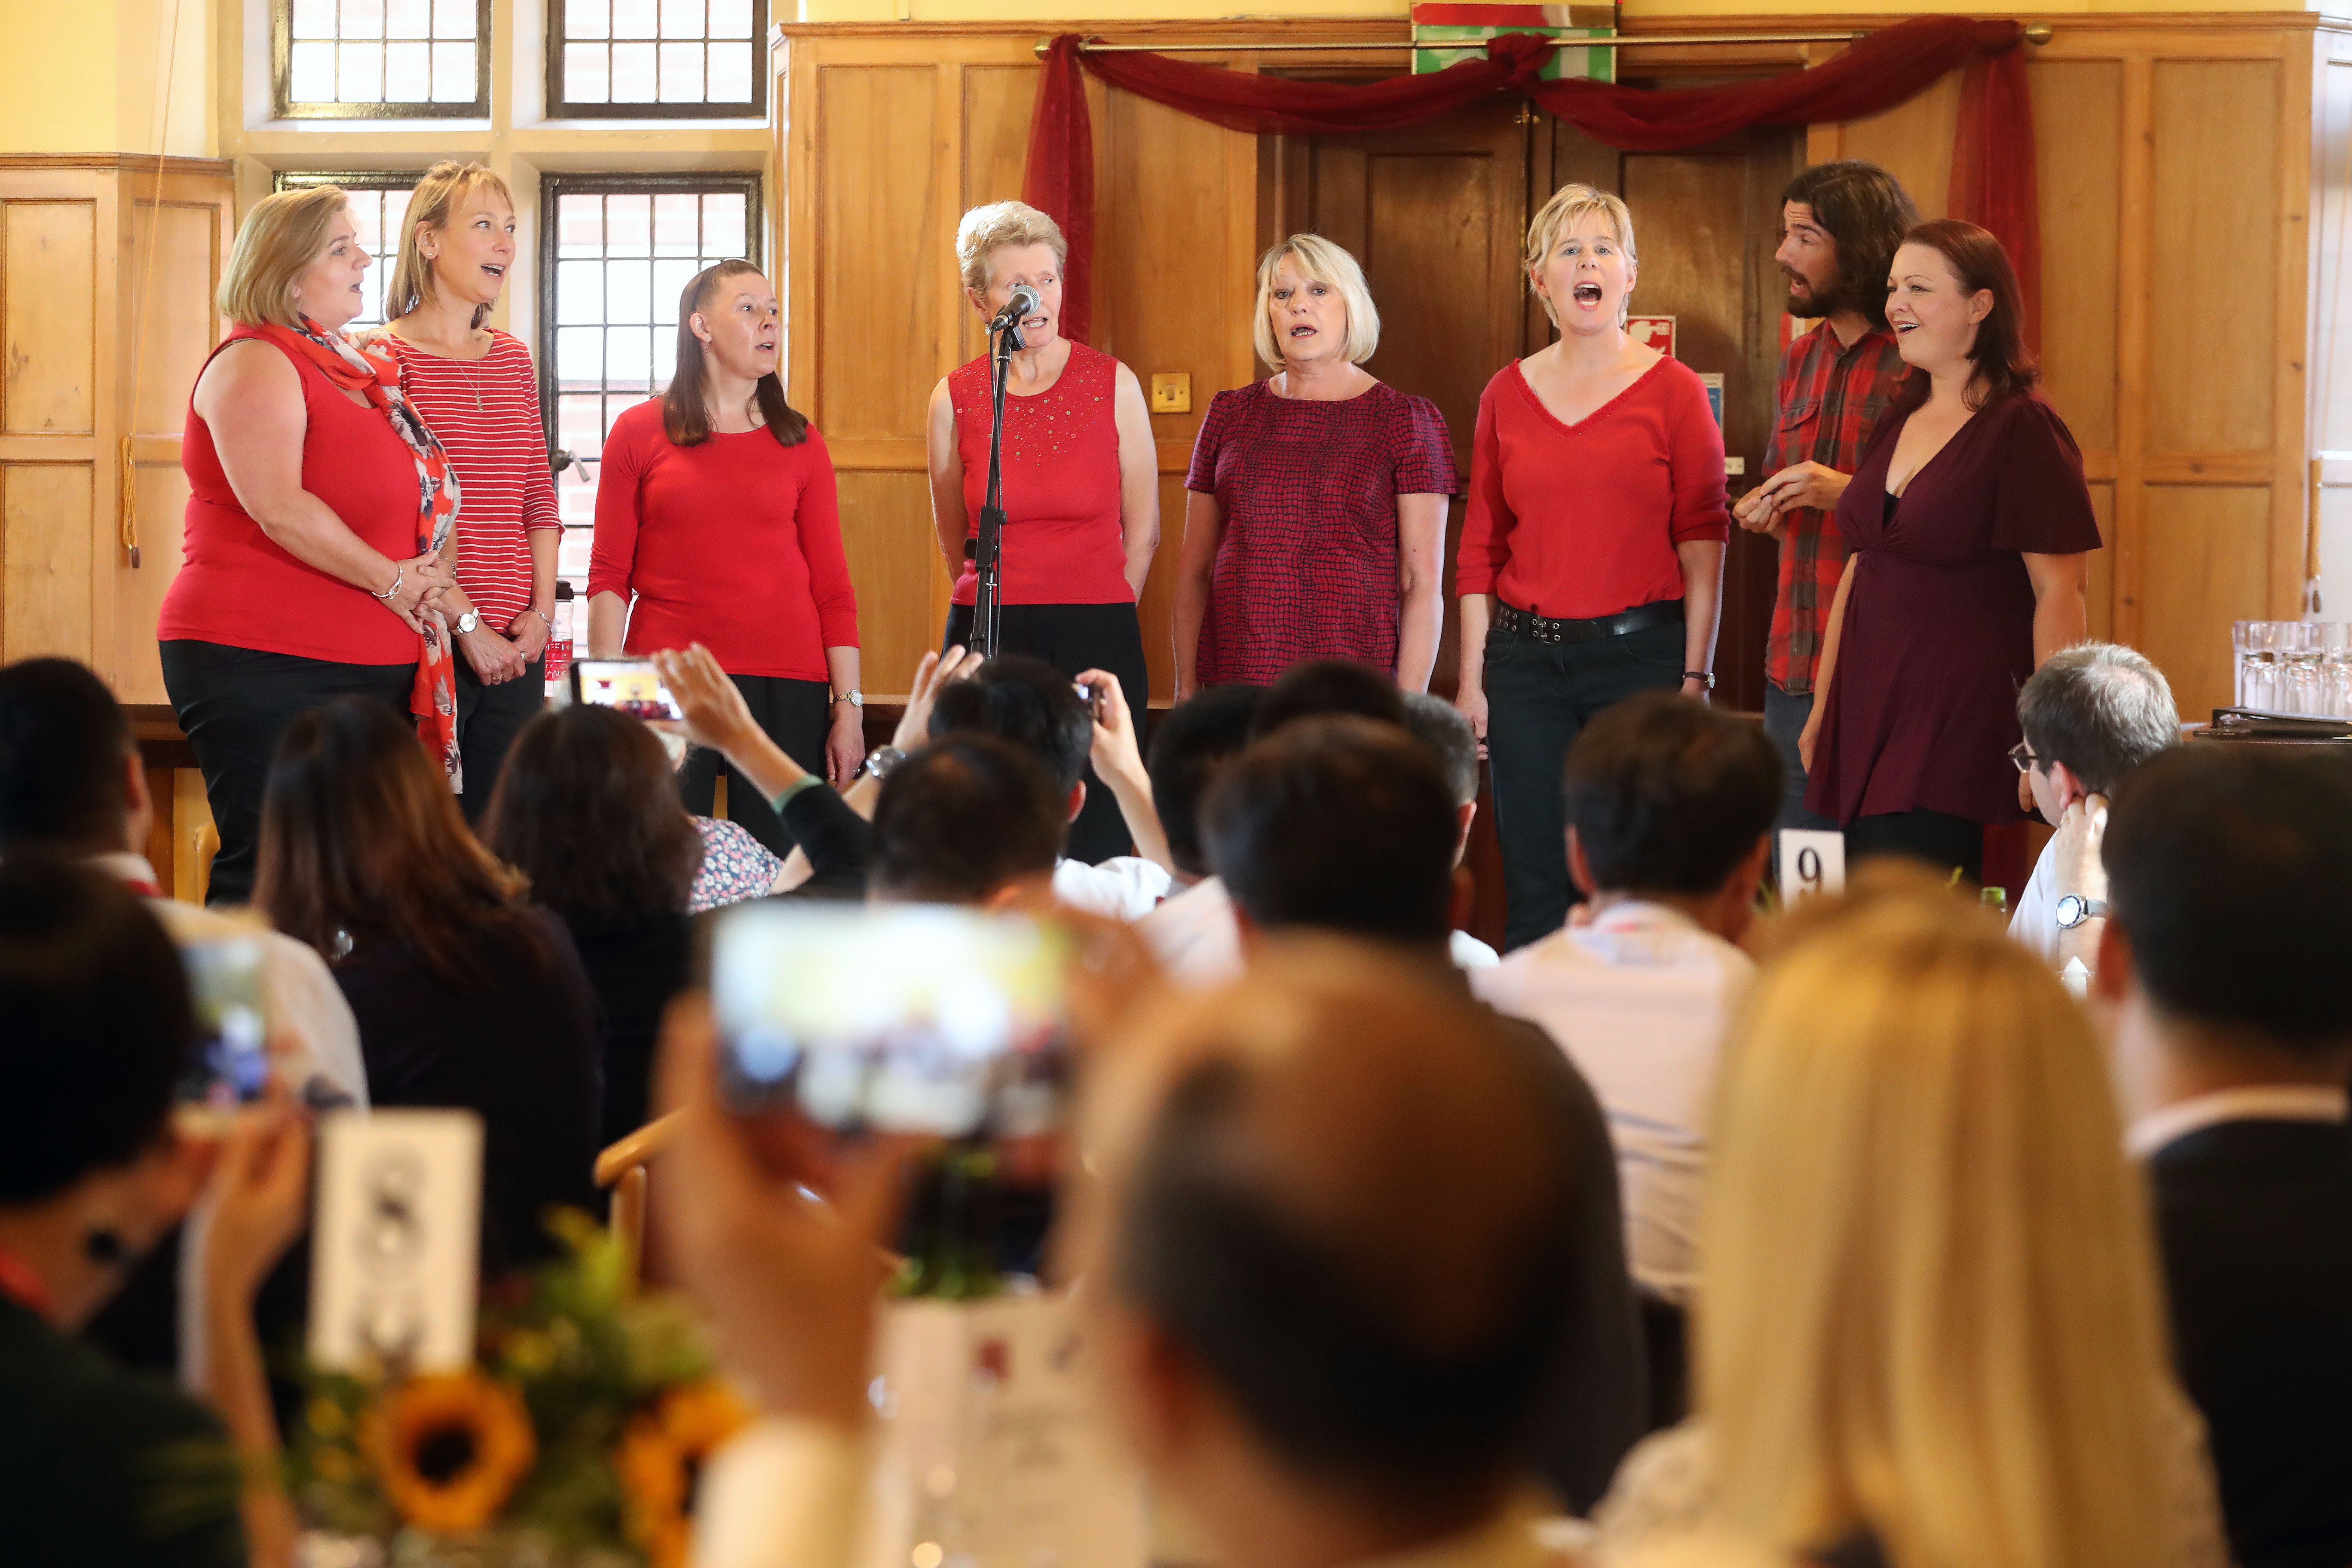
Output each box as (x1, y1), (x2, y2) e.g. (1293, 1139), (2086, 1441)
(92, 852), (371, 1110)
(1051, 855), (1173, 922)
(1472, 901), (1750, 1304)
(1139, 875), (1502, 986)
(2008, 833), (2061, 964)
(2125, 1084), (2351, 1159)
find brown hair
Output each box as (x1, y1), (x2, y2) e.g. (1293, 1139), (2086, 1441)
(217, 184), (360, 328)
(1781, 161), (1919, 332)
(480, 705), (703, 934)
(1894, 218), (2037, 413)
(384, 160), (515, 329)
(661, 259), (808, 448)
(254, 696), (551, 989)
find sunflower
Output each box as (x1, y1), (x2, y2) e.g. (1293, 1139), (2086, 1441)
(363, 1372), (538, 1536)
(617, 1380), (756, 1568)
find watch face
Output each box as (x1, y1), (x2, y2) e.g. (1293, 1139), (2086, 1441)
(2056, 895), (2085, 928)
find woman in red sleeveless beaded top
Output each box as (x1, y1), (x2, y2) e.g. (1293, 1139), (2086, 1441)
(924, 201), (1160, 864)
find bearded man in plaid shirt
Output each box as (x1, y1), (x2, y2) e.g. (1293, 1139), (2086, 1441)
(1733, 162), (1919, 830)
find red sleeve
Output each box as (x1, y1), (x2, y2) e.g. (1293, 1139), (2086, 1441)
(1989, 396), (2102, 557)
(586, 406), (651, 601)
(509, 336), (562, 536)
(1454, 377), (1513, 597)
(795, 426), (860, 648)
(1185, 390), (1232, 494)
(1663, 367), (1730, 546)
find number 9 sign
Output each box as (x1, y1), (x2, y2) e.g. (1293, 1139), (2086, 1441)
(1777, 829), (1847, 903)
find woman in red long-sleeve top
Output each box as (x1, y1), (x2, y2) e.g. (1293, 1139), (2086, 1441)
(1454, 184), (1729, 951)
(586, 259), (862, 859)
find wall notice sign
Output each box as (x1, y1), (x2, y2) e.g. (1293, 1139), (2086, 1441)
(309, 1109), (484, 1373)
(1777, 829), (1846, 903)
(1627, 315), (1675, 358)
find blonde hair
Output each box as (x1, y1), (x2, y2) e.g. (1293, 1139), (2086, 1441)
(217, 185), (360, 328)
(1525, 183), (1638, 327)
(1698, 870), (2179, 1568)
(1253, 234), (1380, 368)
(955, 200), (1067, 297)
(385, 160), (515, 328)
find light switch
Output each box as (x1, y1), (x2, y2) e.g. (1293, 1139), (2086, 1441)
(1151, 372), (1191, 414)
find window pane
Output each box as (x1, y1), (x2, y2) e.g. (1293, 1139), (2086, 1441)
(562, 42), (610, 104)
(701, 192), (746, 255)
(606, 327), (655, 390)
(556, 327), (604, 384)
(558, 194), (607, 258)
(557, 260), (606, 325)
(707, 41), (751, 104)
(659, 0), (704, 36)
(612, 0), (658, 39)
(385, 0), (430, 38)
(610, 41), (657, 101)
(657, 40), (704, 101)
(557, 395), (606, 458)
(432, 0), (473, 34)
(291, 0), (338, 37)
(339, 0), (386, 39)
(568, 0), (610, 39)
(384, 40), (431, 100)
(430, 41), (475, 101)
(338, 40), (384, 101)
(707, 0), (752, 38)
(651, 194), (699, 256)
(289, 40), (336, 101)
(652, 257), (701, 319)
(605, 259), (652, 324)
(604, 195), (652, 256)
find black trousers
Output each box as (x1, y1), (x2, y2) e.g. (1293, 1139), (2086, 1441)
(1847, 807), (1985, 885)
(453, 651), (547, 824)
(1483, 617), (1686, 951)
(160, 640), (415, 907)
(943, 600), (1149, 865)
(677, 674), (830, 860)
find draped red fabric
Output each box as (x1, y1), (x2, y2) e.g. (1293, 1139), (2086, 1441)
(1948, 39), (2042, 352)
(1023, 34), (1097, 346)
(1024, 17), (2040, 342)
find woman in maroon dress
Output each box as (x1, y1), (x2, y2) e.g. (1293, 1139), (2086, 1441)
(1172, 234), (1455, 695)
(1800, 220), (2097, 881)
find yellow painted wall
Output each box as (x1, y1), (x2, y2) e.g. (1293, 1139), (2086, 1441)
(0, 0), (212, 157)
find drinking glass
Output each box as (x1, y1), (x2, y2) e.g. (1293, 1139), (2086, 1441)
(2283, 622), (2327, 717)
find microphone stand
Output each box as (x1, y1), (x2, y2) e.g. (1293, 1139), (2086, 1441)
(971, 314), (1023, 658)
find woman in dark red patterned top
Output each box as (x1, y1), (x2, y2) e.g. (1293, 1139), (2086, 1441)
(925, 201), (1160, 863)
(377, 162), (562, 822)
(1173, 235), (1455, 695)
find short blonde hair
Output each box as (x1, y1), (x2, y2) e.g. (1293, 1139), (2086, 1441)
(1252, 234), (1380, 368)
(217, 185), (359, 328)
(956, 201), (1067, 297)
(1525, 183), (1637, 327)
(1699, 871), (2179, 1568)
(385, 160), (515, 328)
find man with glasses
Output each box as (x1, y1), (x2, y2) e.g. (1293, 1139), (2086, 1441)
(2008, 642), (2178, 969)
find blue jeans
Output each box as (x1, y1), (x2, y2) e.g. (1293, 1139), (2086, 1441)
(1761, 681), (1840, 833)
(1483, 619), (1685, 951)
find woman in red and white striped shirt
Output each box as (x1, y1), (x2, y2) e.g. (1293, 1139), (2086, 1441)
(377, 162), (562, 820)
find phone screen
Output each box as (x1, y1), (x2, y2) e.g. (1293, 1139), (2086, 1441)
(710, 903), (1070, 1137)
(178, 937), (269, 1116)
(570, 658), (685, 723)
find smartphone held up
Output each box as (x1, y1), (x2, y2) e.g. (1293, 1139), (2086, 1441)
(570, 658), (686, 723)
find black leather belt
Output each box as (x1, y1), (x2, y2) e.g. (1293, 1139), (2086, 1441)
(1493, 598), (1684, 646)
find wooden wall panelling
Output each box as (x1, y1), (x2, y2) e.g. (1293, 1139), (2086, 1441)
(1, 464), (93, 663)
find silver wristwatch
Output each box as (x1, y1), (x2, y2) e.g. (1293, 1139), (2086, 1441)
(834, 688), (864, 707)
(454, 610), (480, 635)
(2055, 894), (2109, 930)
(864, 744), (906, 780)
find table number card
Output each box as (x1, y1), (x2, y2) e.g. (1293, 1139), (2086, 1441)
(1778, 829), (1847, 904)
(309, 1109), (484, 1373)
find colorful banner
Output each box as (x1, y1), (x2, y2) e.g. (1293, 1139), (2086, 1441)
(1412, 3), (1618, 82)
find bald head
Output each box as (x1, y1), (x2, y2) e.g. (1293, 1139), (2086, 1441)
(1098, 940), (1587, 1508)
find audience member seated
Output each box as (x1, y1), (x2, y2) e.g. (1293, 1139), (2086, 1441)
(1135, 684), (1267, 983)
(2099, 745), (2352, 1568)
(0, 656), (366, 1108)
(0, 858), (310, 1568)
(664, 941), (1623, 1568)
(868, 732), (1068, 906)
(254, 695), (601, 1271)
(1402, 690), (1501, 969)
(1594, 871), (2227, 1568)
(481, 704), (702, 1149)
(1247, 656), (1406, 737)
(2009, 641), (2176, 966)
(1198, 717), (1648, 1510)
(1474, 692), (1778, 1308)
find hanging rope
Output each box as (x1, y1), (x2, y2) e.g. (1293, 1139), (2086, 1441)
(121, 0), (188, 570)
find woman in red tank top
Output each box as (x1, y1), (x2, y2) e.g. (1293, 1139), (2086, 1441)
(160, 186), (459, 906)
(923, 201), (1160, 863)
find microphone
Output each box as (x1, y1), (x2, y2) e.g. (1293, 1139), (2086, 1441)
(990, 285), (1042, 331)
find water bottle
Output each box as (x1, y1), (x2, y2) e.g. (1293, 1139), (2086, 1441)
(544, 581), (575, 701)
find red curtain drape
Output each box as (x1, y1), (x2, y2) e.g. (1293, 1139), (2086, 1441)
(1021, 18), (2041, 351)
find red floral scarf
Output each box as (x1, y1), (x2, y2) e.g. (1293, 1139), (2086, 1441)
(260, 316), (463, 788)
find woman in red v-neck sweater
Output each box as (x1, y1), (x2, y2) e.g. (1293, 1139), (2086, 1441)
(1454, 185), (1728, 951)
(586, 260), (862, 860)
